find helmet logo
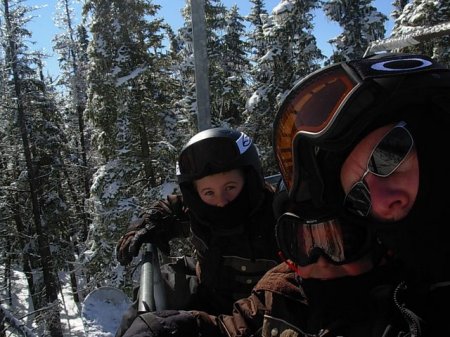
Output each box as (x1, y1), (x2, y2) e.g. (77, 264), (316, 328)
(175, 161), (180, 175)
(236, 132), (252, 154)
(371, 57), (432, 72)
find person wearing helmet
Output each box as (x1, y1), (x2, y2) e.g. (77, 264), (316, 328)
(270, 52), (450, 335)
(116, 127), (280, 317)
(118, 53), (448, 337)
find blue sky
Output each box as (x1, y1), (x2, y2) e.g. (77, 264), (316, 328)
(26, 0), (394, 78)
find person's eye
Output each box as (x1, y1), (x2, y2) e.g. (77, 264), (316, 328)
(203, 190), (214, 197)
(225, 185), (237, 191)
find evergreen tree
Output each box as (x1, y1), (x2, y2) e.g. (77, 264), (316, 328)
(1, 0), (63, 335)
(243, 0), (324, 174)
(203, 0), (230, 126)
(247, 0), (269, 64)
(391, 0), (450, 66)
(391, 0), (409, 20)
(82, 0), (180, 289)
(53, 0), (92, 246)
(172, 1), (200, 134)
(217, 5), (251, 125)
(322, 0), (387, 63)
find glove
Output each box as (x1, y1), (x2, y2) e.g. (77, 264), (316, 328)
(122, 310), (197, 337)
(116, 207), (174, 265)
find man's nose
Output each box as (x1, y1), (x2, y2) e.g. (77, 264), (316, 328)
(367, 176), (411, 221)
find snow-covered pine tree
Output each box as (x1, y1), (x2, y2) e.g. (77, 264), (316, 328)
(322, 0), (387, 63)
(243, 0), (324, 174)
(391, 0), (450, 66)
(82, 0), (178, 291)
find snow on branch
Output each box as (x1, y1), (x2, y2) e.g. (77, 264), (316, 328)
(365, 21), (450, 55)
(0, 304), (37, 337)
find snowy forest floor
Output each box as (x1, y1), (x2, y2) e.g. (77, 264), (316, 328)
(2, 266), (92, 336)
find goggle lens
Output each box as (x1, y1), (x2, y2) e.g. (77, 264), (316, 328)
(276, 212), (369, 266)
(344, 122), (414, 216)
(274, 65), (358, 191)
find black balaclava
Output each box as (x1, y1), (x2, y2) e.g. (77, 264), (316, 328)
(301, 260), (404, 333)
(373, 95), (450, 284)
(180, 166), (263, 230)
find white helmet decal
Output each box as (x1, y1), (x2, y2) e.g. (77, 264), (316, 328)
(236, 132), (252, 154)
(371, 57), (432, 72)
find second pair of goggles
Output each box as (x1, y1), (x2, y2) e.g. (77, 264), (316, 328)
(276, 211), (373, 266)
(273, 53), (448, 202)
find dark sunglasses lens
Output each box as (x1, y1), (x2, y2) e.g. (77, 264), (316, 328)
(344, 181), (371, 217)
(369, 126), (413, 176)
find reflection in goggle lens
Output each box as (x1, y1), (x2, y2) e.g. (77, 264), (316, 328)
(277, 212), (349, 266)
(276, 211), (371, 266)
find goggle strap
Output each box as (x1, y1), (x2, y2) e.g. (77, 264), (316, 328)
(278, 251), (302, 275)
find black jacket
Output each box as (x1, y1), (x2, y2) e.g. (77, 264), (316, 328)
(151, 184), (280, 314)
(123, 261), (449, 337)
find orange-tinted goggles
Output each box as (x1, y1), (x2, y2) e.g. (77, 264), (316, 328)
(273, 55), (440, 196)
(276, 211), (372, 266)
(273, 63), (360, 192)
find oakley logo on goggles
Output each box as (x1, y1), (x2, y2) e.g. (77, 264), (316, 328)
(276, 212), (370, 266)
(273, 56), (438, 194)
(176, 132), (251, 176)
(344, 121), (414, 217)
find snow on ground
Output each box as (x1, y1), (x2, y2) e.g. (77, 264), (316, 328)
(58, 272), (86, 336)
(82, 287), (131, 336)
(1, 266), (131, 336)
(1, 267), (37, 336)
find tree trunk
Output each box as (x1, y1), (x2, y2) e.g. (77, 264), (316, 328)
(3, 0), (63, 335)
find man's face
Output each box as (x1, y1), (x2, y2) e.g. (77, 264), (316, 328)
(340, 123), (419, 222)
(292, 255), (374, 280)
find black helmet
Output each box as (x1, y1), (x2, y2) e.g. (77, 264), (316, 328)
(273, 53), (450, 205)
(176, 127), (263, 185)
(273, 53), (450, 279)
(176, 128), (266, 223)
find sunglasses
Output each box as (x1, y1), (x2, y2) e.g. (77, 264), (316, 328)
(272, 55), (439, 200)
(343, 121), (414, 217)
(276, 211), (371, 266)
